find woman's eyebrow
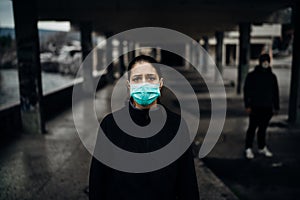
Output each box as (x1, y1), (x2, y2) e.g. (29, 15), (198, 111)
(132, 73), (157, 77)
(132, 74), (143, 77)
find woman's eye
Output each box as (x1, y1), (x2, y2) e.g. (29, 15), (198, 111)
(132, 77), (141, 82)
(148, 77), (156, 81)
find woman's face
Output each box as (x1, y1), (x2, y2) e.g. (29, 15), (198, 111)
(129, 62), (162, 85)
(128, 61), (163, 109)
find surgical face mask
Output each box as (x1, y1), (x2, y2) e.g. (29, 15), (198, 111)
(262, 62), (269, 68)
(130, 83), (161, 106)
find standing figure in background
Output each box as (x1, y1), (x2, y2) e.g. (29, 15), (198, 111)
(243, 53), (280, 159)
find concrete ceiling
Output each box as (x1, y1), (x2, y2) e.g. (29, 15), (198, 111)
(34, 0), (295, 38)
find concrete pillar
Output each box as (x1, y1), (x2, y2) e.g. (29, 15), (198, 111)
(202, 36), (209, 74)
(105, 32), (114, 82)
(185, 43), (190, 68)
(215, 31), (224, 79)
(152, 48), (157, 60)
(135, 43), (140, 56)
(96, 48), (104, 71)
(222, 41), (226, 67)
(92, 45), (98, 72)
(237, 23), (251, 94)
(123, 40), (129, 68)
(191, 41), (198, 68)
(195, 39), (201, 70)
(12, 0), (45, 134)
(128, 41), (136, 63)
(235, 44), (239, 66)
(118, 39), (126, 77)
(288, 3), (300, 124)
(80, 22), (94, 94)
(156, 47), (161, 63)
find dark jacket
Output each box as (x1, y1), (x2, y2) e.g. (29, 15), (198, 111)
(243, 65), (280, 110)
(89, 102), (200, 200)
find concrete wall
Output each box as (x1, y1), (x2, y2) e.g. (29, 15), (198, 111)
(0, 74), (107, 138)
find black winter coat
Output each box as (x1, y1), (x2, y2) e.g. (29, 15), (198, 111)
(243, 65), (280, 110)
(89, 102), (200, 200)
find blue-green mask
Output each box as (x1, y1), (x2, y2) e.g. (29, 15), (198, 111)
(130, 83), (161, 106)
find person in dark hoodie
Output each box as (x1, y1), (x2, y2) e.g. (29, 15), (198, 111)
(243, 53), (280, 159)
(89, 55), (200, 200)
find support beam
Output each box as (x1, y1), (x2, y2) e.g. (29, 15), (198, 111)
(105, 32), (114, 83)
(80, 22), (94, 94)
(191, 41), (196, 67)
(118, 40), (126, 77)
(185, 43), (190, 68)
(128, 41), (136, 63)
(12, 0), (45, 134)
(192, 40), (198, 69)
(135, 43), (140, 56)
(195, 39), (201, 70)
(237, 23), (251, 94)
(288, 3), (300, 124)
(202, 36), (209, 74)
(215, 31), (224, 79)
(123, 40), (129, 67)
(156, 47), (161, 63)
(195, 39), (200, 69)
(152, 47), (157, 61)
(96, 48), (104, 72)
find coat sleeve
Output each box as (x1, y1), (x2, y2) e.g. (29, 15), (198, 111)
(89, 118), (110, 200)
(273, 74), (280, 110)
(243, 73), (253, 108)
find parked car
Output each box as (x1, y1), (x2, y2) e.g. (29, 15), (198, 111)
(40, 45), (82, 76)
(40, 52), (60, 73)
(57, 46), (82, 76)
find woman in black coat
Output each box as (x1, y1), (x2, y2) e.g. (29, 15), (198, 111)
(89, 55), (199, 200)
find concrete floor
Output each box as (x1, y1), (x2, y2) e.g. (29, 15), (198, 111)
(202, 66), (300, 200)
(0, 65), (298, 200)
(0, 65), (238, 200)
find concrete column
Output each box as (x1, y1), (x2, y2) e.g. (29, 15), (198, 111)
(129, 41), (136, 62)
(126, 41), (136, 65)
(156, 47), (161, 63)
(92, 45), (98, 72)
(235, 44), (239, 66)
(80, 22), (94, 94)
(135, 43), (140, 56)
(202, 36), (209, 74)
(123, 40), (129, 68)
(237, 23), (251, 94)
(185, 43), (190, 68)
(118, 39), (126, 77)
(222, 42), (226, 67)
(105, 32), (114, 83)
(195, 39), (201, 70)
(152, 48), (157, 60)
(96, 48), (104, 71)
(191, 41), (198, 68)
(12, 0), (45, 134)
(215, 31), (224, 79)
(288, 3), (300, 124)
